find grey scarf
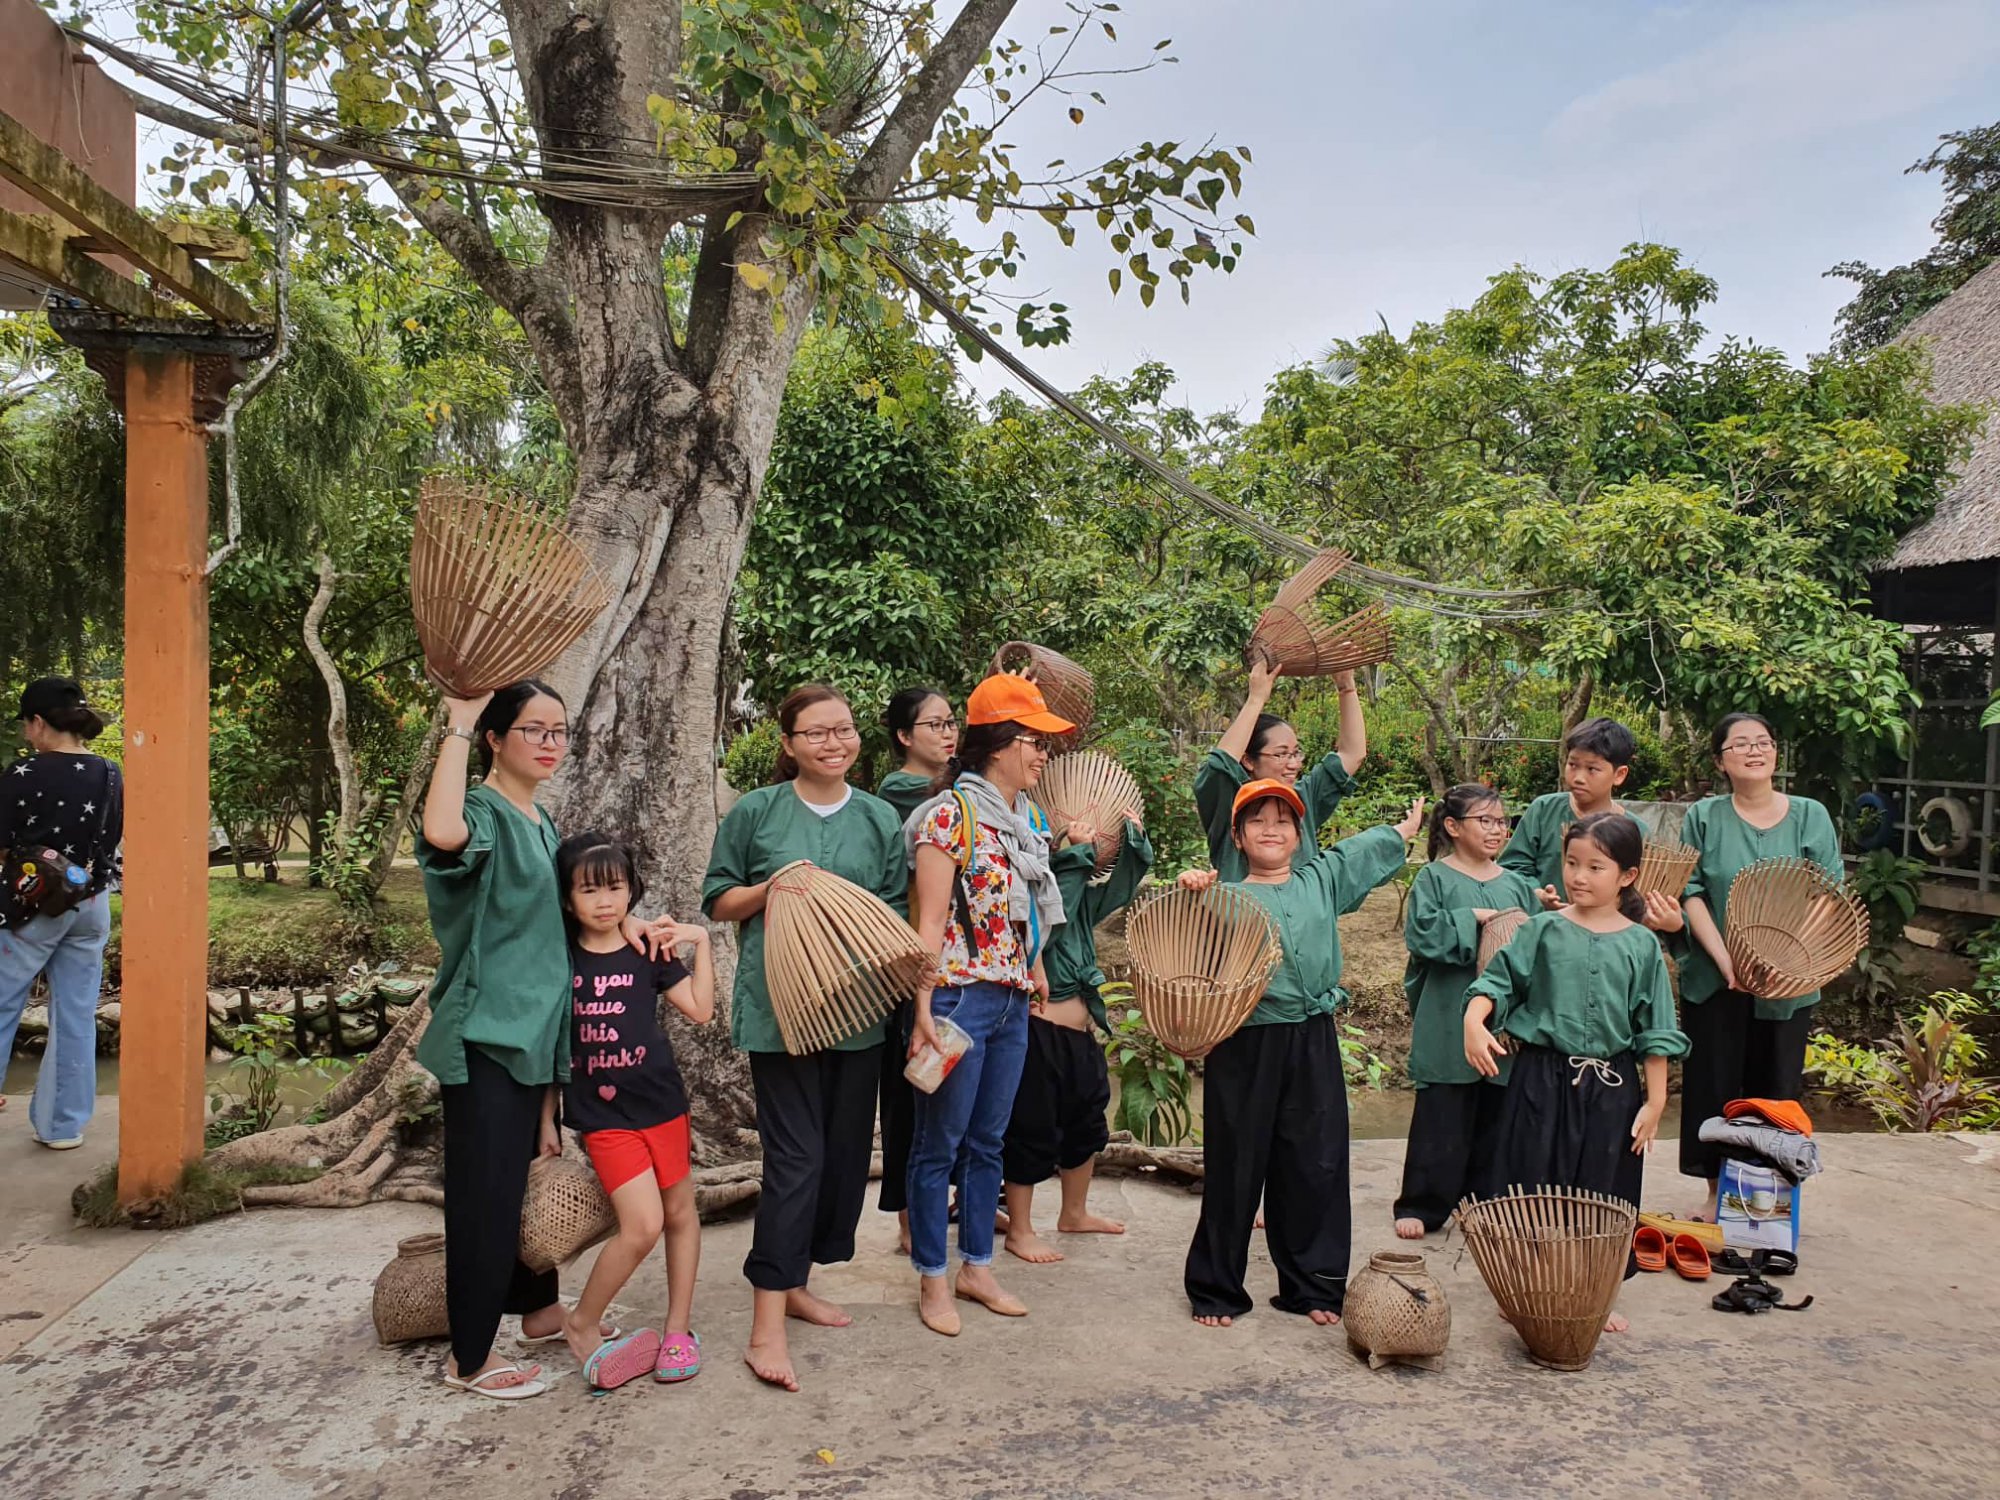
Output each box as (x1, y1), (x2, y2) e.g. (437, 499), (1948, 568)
(903, 772), (1067, 945)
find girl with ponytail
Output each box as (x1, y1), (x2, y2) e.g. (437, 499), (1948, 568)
(1462, 810), (1686, 1336)
(1394, 786), (1539, 1239)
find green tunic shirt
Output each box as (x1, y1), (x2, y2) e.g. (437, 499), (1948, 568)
(1470, 911), (1689, 1061)
(1498, 791), (1627, 898)
(1194, 746), (1358, 883)
(702, 782), (908, 1054)
(414, 784), (571, 1088)
(874, 769), (936, 824)
(1679, 793), (1843, 1020)
(1402, 861), (1541, 1087)
(1043, 820), (1155, 1032)
(1228, 824), (1409, 1028)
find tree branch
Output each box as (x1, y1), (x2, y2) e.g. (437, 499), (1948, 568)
(302, 552), (360, 848)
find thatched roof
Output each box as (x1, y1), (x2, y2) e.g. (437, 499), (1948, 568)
(1883, 259), (2000, 573)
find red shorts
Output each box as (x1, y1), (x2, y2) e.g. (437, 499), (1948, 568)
(581, 1115), (691, 1193)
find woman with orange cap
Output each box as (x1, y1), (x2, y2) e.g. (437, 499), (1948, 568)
(1178, 780), (1425, 1328)
(902, 672), (1073, 1337)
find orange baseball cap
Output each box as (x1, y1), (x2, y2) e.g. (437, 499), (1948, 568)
(965, 673), (1075, 734)
(1232, 777), (1306, 823)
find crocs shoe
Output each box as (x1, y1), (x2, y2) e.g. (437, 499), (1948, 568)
(584, 1328), (663, 1392)
(655, 1329), (702, 1383)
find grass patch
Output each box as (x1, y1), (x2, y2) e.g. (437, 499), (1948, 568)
(73, 1159), (327, 1230)
(103, 866), (438, 988)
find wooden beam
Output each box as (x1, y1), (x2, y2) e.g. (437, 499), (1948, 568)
(0, 106), (260, 324)
(0, 204), (165, 318)
(72, 220), (253, 262)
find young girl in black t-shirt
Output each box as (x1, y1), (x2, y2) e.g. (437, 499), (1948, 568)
(542, 833), (715, 1391)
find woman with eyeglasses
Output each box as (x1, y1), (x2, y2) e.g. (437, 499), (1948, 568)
(873, 686), (960, 1252)
(902, 673), (1072, 1337)
(418, 679), (658, 1401)
(1195, 656), (1368, 881)
(703, 683), (908, 1391)
(1676, 712), (1841, 1221)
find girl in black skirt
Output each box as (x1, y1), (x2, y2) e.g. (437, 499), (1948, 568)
(1463, 812), (1687, 1334)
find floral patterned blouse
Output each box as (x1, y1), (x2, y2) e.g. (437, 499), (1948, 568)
(917, 797), (1030, 990)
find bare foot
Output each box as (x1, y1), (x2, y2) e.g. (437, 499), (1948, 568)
(562, 1311), (607, 1367)
(1193, 1313), (1234, 1328)
(446, 1355), (542, 1388)
(1005, 1229), (1065, 1264)
(1254, 1214), (1266, 1229)
(897, 1209), (911, 1258)
(1056, 1211), (1125, 1235)
(1393, 1217), (1426, 1241)
(1308, 1308), (1341, 1327)
(744, 1335), (799, 1392)
(955, 1264), (1028, 1316)
(994, 1208), (1011, 1234)
(1604, 1311), (1629, 1334)
(519, 1303), (612, 1341)
(784, 1286), (852, 1327)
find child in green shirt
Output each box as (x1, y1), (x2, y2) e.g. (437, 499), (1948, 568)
(1465, 811), (1689, 1335)
(1500, 717), (1636, 906)
(1394, 785), (1540, 1239)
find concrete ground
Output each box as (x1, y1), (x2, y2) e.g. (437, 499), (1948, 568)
(1, 1098), (1997, 1499)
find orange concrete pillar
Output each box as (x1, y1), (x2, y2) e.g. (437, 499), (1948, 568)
(117, 349), (210, 1204)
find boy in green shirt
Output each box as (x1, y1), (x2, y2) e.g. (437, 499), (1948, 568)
(1500, 717), (1636, 907)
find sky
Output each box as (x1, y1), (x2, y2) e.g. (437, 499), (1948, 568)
(950, 0), (2000, 418)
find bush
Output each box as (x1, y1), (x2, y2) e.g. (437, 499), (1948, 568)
(721, 721), (781, 792)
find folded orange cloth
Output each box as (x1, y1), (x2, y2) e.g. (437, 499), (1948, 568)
(1724, 1097), (1813, 1137)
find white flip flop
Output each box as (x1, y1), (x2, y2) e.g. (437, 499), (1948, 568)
(518, 1318), (618, 1347)
(443, 1363), (547, 1401)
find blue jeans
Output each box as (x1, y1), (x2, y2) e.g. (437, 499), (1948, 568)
(907, 982), (1030, 1277)
(0, 893), (112, 1143)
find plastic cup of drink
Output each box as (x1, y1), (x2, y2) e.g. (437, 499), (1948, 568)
(904, 1016), (972, 1094)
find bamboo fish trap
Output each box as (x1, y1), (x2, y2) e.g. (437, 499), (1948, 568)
(519, 1154), (617, 1273)
(409, 476), (615, 698)
(1453, 1187), (1637, 1372)
(1124, 885), (1283, 1059)
(1637, 839), (1699, 901)
(763, 860), (932, 1055)
(1033, 750), (1145, 880)
(989, 641), (1095, 745)
(1723, 858), (1869, 1002)
(1475, 907), (1531, 974)
(1243, 549), (1394, 678)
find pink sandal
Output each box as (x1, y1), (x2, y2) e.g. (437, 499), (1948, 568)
(655, 1329), (702, 1383)
(584, 1329), (662, 1392)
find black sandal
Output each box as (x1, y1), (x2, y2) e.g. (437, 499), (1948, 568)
(1715, 1248), (1800, 1278)
(1712, 1274), (1813, 1315)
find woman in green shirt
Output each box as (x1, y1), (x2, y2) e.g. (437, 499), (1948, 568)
(1676, 712), (1843, 1219)
(1178, 779), (1423, 1328)
(418, 680), (588, 1401)
(873, 684), (958, 1251)
(703, 683), (908, 1393)
(1193, 656), (1367, 882)
(1394, 785), (1540, 1239)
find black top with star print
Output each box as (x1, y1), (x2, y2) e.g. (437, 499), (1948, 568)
(0, 752), (124, 928)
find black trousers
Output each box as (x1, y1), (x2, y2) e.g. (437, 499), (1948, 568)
(1004, 1015), (1112, 1186)
(1394, 1080), (1506, 1231)
(746, 1045), (881, 1291)
(441, 1044), (560, 1374)
(1185, 1014), (1351, 1319)
(877, 1000), (916, 1214)
(1678, 994), (1811, 1180)
(1489, 1045), (1644, 1279)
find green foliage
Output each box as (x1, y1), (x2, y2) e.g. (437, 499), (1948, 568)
(1806, 990), (1998, 1132)
(721, 720), (783, 793)
(1829, 121), (2000, 351)
(72, 1158), (326, 1230)
(1102, 986), (1194, 1146)
(206, 1013), (354, 1143)
(1338, 1020), (1392, 1091)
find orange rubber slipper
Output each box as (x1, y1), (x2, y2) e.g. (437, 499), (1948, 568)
(1671, 1233), (1712, 1280)
(1633, 1225), (1668, 1273)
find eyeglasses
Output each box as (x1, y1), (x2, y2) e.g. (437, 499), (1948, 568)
(1260, 747), (1306, 764)
(788, 724), (860, 747)
(1721, 738), (1777, 755)
(1460, 815), (1510, 830)
(508, 725), (570, 747)
(1015, 733), (1050, 753)
(914, 717), (958, 734)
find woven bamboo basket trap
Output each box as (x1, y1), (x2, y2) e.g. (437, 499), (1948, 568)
(989, 641), (1095, 745)
(409, 476), (615, 698)
(1243, 548), (1395, 678)
(1637, 838), (1699, 900)
(1453, 1187), (1637, 1372)
(1475, 907), (1531, 974)
(518, 1153), (617, 1273)
(1033, 750), (1145, 881)
(1723, 857), (1869, 1002)
(764, 860), (931, 1056)
(1124, 885), (1283, 1059)
(1344, 1250), (1451, 1371)
(371, 1232), (449, 1346)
